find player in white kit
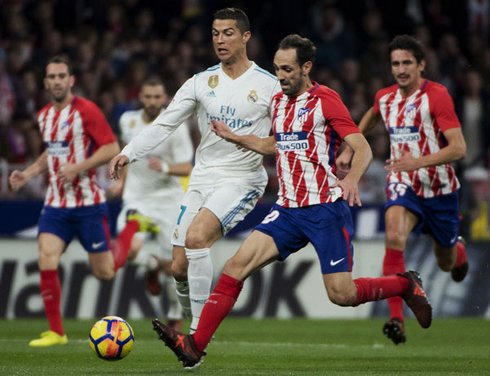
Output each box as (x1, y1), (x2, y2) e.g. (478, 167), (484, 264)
(110, 78), (193, 330)
(110, 8), (280, 332)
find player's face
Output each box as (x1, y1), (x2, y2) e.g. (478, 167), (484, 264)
(390, 49), (425, 92)
(44, 63), (74, 103)
(139, 84), (167, 121)
(273, 48), (310, 97)
(212, 19), (250, 64)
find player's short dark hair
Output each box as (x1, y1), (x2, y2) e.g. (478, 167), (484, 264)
(213, 8), (250, 34)
(46, 55), (73, 75)
(278, 34), (317, 67)
(142, 77), (166, 91)
(388, 35), (425, 64)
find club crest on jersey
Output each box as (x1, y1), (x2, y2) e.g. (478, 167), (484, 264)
(129, 119), (136, 129)
(173, 228), (179, 240)
(297, 107), (310, 123)
(247, 90), (258, 103)
(405, 103), (418, 119)
(208, 75), (219, 89)
(60, 121), (71, 130)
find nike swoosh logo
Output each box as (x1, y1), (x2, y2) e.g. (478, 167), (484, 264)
(92, 241), (105, 249)
(330, 258), (345, 266)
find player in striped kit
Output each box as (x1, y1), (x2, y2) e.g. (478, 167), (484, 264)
(151, 34), (432, 369)
(337, 35), (468, 345)
(9, 56), (157, 347)
(110, 8), (280, 334)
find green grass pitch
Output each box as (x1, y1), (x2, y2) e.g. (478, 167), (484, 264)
(0, 318), (489, 375)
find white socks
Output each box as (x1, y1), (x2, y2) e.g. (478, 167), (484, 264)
(185, 247), (212, 332)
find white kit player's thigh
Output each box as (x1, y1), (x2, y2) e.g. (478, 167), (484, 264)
(203, 183), (264, 235)
(171, 189), (206, 247)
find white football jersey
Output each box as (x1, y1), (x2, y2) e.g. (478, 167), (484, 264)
(153, 62), (280, 187)
(119, 109), (193, 202)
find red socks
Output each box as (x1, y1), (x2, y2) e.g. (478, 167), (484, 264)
(193, 273), (243, 352)
(40, 269), (63, 335)
(455, 241), (467, 267)
(111, 220), (139, 272)
(353, 275), (409, 306)
(383, 248), (405, 320)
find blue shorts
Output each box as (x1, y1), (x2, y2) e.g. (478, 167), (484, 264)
(255, 201), (354, 274)
(385, 183), (460, 247)
(38, 204), (111, 253)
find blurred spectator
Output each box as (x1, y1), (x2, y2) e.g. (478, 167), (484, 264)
(303, 3), (357, 71)
(0, 56), (17, 126)
(437, 33), (468, 95)
(468, 0), (490, 40)
(455, 69), (490, 169)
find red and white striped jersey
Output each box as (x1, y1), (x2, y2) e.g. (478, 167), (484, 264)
(272, 83), (360, 208)
(374, 79), (461, 198)
(38, 97), (116, 208)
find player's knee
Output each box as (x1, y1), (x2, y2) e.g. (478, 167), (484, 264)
(38, 250), (59, 270)
(327, 287), (356, 307)
(184, 229), (208, 249)
(385, 229), (407, 250)
(92, 267), (115, 281)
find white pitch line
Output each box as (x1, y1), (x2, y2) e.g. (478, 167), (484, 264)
(0, 339), (385, 349)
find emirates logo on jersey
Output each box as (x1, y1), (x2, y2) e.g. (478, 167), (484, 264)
(297, 107), (310, 123)
(208, 75), (219, 88)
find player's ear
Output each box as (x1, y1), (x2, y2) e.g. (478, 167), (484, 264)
(242, 30), (251, 44)
(69, 75), (75, 88)
(302, 61), (312, 76)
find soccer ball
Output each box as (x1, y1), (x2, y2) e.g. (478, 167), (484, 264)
(89, 316), (134, 361)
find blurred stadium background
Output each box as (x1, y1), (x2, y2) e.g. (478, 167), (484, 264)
(1, 0), (490, 347)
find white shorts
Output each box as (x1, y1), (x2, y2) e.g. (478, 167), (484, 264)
(171, 182), (265, 246)
(117, 198), (181, 260)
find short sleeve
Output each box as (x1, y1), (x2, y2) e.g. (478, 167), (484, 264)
(321, 90), (360, 139)
(430, 87), (461, 132)
(82, 100), (116, 147)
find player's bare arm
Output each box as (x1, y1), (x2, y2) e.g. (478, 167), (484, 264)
(336, 107), (381, 172)
(59, 141), (120, 183)
(9, 151), (49, 192)
(332, 133), (373, 207)
(147, 157), (193, 177)
(386, 127), (466, 173)
(211, 119), (276, 156)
